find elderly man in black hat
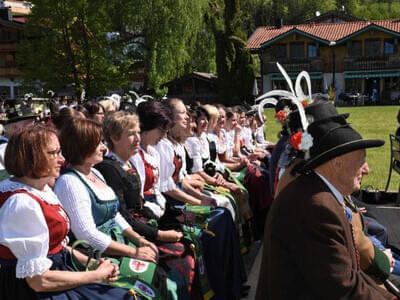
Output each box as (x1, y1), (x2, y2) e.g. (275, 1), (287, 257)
(256, 100), (396, 299)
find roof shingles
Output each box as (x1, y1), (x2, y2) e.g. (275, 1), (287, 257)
(248, 19), (400, 50)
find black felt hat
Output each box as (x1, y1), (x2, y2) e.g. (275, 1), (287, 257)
(292, 102), (384, 173)
(1, 100), (38, 124)
(287, 101), (349, 134)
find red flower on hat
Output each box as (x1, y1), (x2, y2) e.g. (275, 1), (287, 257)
(290, 132), (302, 150)
(274, 110), (287, 123)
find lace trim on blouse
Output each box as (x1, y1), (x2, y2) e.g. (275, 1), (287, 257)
(16, 256), (53, 279)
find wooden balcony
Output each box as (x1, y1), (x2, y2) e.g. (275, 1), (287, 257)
(0, 65), (23, 77)
(343, 55), (400, 71)
(264, 57), (323, 74)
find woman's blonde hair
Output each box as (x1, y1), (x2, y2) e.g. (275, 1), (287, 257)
(203, 104), (219, 119)
(103, 111), (139, 150)
(99, 99), (117, 113)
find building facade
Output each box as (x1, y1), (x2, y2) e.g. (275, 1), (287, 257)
(0, 1), (28, 100)
(248, 12), (400, 104)
(162, 71), (218, 103)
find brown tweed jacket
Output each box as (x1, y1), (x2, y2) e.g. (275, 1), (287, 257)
(256, 172), (395, 300)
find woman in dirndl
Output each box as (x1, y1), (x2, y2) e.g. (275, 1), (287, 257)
(96, 109), (196, 298)
(54, 118), (178, 299)
(0, 124), (133, 300)
(156, 98), (247, 300)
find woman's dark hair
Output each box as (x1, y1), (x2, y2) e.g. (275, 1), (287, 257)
(215, 103), (226, 111)
(75, 104), (88, 116)
(162, 98), (182, 112)
(187, 107), (197, 120)
(84, 101), (105, 118)
(226, 108), (235, 120)
(195, 106), (210, 122)
(137, 101), (172, 132)
(59, 118), (102, 165)
(52, 107), (83, 131)
(48, 101), (60, 114)
(233, 105), (246, 114)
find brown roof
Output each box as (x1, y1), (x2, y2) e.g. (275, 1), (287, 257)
(193, 72), (217, 80)
(248, 19), (400, 50)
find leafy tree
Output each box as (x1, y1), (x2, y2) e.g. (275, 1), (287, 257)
(17, 0), (130, 97)
(18, 0), (214, 97)
(241, 0), (274, 37)
(352, 1), (400, 19)
(207, 0), (255, 105)
(109, 0), (211, 96)
(336, 0), (358, 13)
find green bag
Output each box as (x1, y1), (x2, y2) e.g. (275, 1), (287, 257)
(181, 224), (215, 300)
(70, 221), (164, 300)
(184, 204), (211, 227)
(175, 205), (215, 299)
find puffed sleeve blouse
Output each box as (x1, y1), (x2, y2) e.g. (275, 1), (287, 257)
(185, 135), (207, 173)
(130, 146), (166, 218)
(54, 168), (130, 253)
(156, 138), (187, 192)
(0, 179), (60, 278)
(242, 127), (255, 151)
(255, 124), (269, 147)
(222, 129), (235, 157)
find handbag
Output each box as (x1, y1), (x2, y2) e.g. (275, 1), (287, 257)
(71, 220), (168, 300)
(203, 161), (217, 177)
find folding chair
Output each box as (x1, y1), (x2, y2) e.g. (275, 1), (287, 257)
(384, 134), (400, 192)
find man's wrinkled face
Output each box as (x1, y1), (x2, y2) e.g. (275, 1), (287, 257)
(334, 149), (369, 195)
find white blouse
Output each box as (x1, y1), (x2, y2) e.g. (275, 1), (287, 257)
(54, 168), (130, 253)
(255, 125), (270, 148)
(156, 138), (188, 192)
(241, 126), (255, 151)
(130, 146), (166, 218)
(213, 131), (227, 155)
(185, 133), (210, 173)
(0, 179), (61, 278)
(222, 129), (235, 157)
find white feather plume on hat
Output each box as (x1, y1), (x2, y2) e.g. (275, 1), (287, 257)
(255, 62), (313, 132)
(128, 91), (154, 106)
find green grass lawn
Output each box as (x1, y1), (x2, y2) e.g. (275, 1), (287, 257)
(264, 105), (400, 191)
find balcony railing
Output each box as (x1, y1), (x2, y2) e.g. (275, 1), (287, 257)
(0, 66), (23, 77)
(264, 57), (323, 73)
(343, 55), (400, 71)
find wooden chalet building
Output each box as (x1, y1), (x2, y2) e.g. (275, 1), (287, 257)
(248, 11), (400, 104)
(163, 71), (218, 103)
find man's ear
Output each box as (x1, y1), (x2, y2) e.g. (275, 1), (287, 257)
(333, 157), (342, 169)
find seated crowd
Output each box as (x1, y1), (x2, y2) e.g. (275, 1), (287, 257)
(0, 96), (276, 300)
(2, 84), (399, 299)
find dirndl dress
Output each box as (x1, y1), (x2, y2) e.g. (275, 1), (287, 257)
(0, 180), (135, 300)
